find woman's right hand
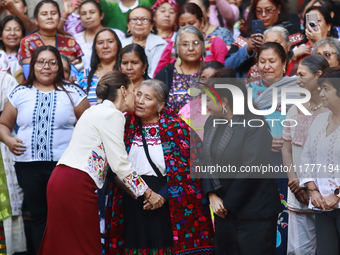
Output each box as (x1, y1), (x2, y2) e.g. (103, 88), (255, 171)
(247, 33), (263, 55)
(144, 188), (166, 210)
(292, 45), (312, 60)
(6, 137), (26, 156)
(209, 193), (227, 218)
(310, 190), (326, 210)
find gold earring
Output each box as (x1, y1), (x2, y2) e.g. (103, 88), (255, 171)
(176, 57), (182, 66)
(318, 87), (321, 91)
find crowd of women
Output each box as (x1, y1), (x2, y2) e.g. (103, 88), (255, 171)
(0, 0), (339, 254)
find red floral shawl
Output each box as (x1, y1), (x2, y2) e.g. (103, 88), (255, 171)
(105, 106), (215, 255)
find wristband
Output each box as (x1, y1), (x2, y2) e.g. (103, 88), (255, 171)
(147, 190), (152, 200)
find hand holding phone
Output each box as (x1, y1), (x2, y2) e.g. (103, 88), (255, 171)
(252, 20), (265, 35)
(306, 13), (318, 32)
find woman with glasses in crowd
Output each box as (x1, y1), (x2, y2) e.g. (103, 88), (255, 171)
(155, 3), (228, 75)
(0, 46), (89, 254)
(282, 54), (330, 255)
(155, 26), (205, 113)
(313, 37), (340, 67)
(20, 0), (84, 80)
(299, 66), (340, 255)
(225, 0), (303, 78)
(121, 6), (167, 78)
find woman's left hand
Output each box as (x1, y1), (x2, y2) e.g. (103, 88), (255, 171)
(324, 194), (340, 210)
(306, 24), (323, 43)
(271, 137), (284, 152)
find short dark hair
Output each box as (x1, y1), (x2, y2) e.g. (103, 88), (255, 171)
(242, 0), (290, 37)
(86, 28), (122, 93)
(118, 43), (149, 79)
(258, 42), (287, 64)
(300, 55), (330, 75)
(0, 15), (26, 52)
(34, 0), (61, 19)
(318, 66), (340, 97)
(304, 6), (338, 39)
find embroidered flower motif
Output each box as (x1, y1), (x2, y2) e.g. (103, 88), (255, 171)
(68, 39), (75, 47)
(149, 127), (157, 136)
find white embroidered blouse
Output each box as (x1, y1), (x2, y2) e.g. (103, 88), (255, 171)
(57, 100), (148, 196)
(300, 111), (340, 210)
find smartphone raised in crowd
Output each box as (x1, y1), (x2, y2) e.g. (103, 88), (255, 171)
(252, 20), (265, 34)
(306, 13), (318, 32)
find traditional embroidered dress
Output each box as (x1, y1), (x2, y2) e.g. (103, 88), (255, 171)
(105, 106), (215, 255)
(169, 67), (200, 113)
(20, 33), (83, 62)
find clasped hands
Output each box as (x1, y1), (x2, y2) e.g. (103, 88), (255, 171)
(143, 188), (166, 210)
(310, 190), (340, 211)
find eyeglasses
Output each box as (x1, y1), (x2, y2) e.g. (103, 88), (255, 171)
(35, 59), (58, 69)
(179, 40), (201, 49)
(318, 51), (337, 60)
(256, 7), (278, 15)
(129, 18), (151, 24)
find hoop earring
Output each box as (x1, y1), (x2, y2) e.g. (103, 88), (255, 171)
(176, 57), (182, 66)
(222, 104), (228, 115)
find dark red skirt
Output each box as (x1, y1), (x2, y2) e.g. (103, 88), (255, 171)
(38, 164), (101, 255)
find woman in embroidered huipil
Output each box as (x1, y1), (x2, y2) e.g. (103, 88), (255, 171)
(0, 46), (90, 254)
(105, 79), (215, 255)
(35, 71), (155, 255)
(78, 28), (122, 106)
(299, 66), (340, 255)
(20, 0), (83, 80)
(155, 26), (205, 113)
(282, 55), (329, 255)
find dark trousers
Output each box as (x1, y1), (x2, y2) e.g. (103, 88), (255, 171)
(315, 210), (340, 255)
(214, 213), (277, 255)
(15, 161), (57, 255)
